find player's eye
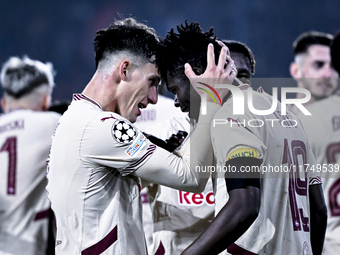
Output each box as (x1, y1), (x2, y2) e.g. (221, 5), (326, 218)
(149, 79), (156, 86)
(238, 74), (250, 79)
(236, 70), (250, 79)
(149, 77), (160, 87)
(313, 61), (325, 69)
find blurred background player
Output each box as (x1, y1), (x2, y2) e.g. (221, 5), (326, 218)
(297, 29), (340, 255)
(0, 56), (60, 254)
(289, 31), (339, 114)
(142, 37), (256, 255)
(223, 40), (255, 86)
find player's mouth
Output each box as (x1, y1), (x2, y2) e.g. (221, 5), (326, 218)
(137, 103), (146, 116)
(317, 82), (334, 92)
(138, 103), (146, 109)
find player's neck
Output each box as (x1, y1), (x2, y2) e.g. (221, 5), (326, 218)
(83, 73), (118, 112)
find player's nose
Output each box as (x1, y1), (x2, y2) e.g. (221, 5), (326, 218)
(174, 96), (180, 108)
(323, 65), (333, 78)
(148, 86), (158, 105)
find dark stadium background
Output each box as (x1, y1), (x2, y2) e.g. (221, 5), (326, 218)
(0, 0), (339, 112)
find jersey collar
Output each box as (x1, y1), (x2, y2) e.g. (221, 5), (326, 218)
(72, 94), (102, 110)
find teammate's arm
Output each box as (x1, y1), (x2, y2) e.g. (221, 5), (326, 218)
(181, 157), (261, 255)
(309, 183), (327, 255)
(133, 104), (216, 193)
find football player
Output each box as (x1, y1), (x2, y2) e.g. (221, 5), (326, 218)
(289, 31), (339, 114)
(144, 36), (256, 255)
(46, 18), (236, 255)
(156, 21), (327, 255)
(297, 30), (340, 255)
(0, 56), (60, 254)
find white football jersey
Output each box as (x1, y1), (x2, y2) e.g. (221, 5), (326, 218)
(212, 85), (320, 255)
(0, 109), (60, 255)
(134, 94), (187, 251)
(47, 94), (156, 255)
(297, 94), (340, 255)
(47, 94), (214, 255)
(144, 115), (215, 255)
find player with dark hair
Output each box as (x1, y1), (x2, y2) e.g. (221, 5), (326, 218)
(157, 21), (327, 255)
(222, 40), (255, 85)
(289, 31), (339, 114)
(144, 37), (257, 255)
(0, 56), (60, 254)
(46, 18), (236, 254)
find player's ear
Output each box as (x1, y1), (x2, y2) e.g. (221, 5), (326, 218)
(1, 98), (6, 112)
(41, 94), (51, 111)
(290, 62), (302, 80)
(119, 60), (131, 82)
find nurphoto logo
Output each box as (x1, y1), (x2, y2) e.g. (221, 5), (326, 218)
(199, 83), (311, 116)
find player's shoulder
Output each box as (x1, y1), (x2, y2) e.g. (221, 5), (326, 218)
(91, 111), (136, 130)
(219, 85), (267, 113)
(88, 111), (142, 145)
(28, 111), (61, 132)
(308, 94), (340, 113)
(4, 109), (60, 124)
(297, 94), (340, 124)
(30, 110), (60, 122)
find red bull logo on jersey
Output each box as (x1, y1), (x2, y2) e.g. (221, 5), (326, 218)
(178, 190), (214, 206)
(125, 132), (146, 157)
(227, 147), (259, 161)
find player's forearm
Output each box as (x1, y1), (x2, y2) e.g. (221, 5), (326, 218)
(134, 103), (219, 193)
(309, 184), (327, 255)
(181, 187), (260, 255)
(133, 137), (210, 193)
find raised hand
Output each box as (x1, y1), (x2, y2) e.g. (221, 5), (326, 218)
(184, 41), (237, 103)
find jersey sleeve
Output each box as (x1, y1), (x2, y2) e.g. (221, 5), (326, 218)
(80, 113), (156, 176)
(211, 105), (266, 171)
(133, 103), (220, 193)
(81, 103), (220, 193)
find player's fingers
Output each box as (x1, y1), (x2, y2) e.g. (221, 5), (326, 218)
(179, 131), (188, 138)
(217, 40), (230, 56)
(224, 55), (235, 74)
(184, 63), (196, 79)
(217, 46), (229, 72)
(206, 43), (215, 70)
(229, 64), (237, 79)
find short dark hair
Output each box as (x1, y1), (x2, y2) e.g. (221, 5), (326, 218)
(93, 18), (161, 68)
(222, 40), (256, 75)
(158, 21), (220, 85)
(0, 56), (55, 99)
(293, 31), (333, 56)
(331, 29), (340, 73)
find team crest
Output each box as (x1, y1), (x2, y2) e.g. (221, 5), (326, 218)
(111, 120), (137, 144)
